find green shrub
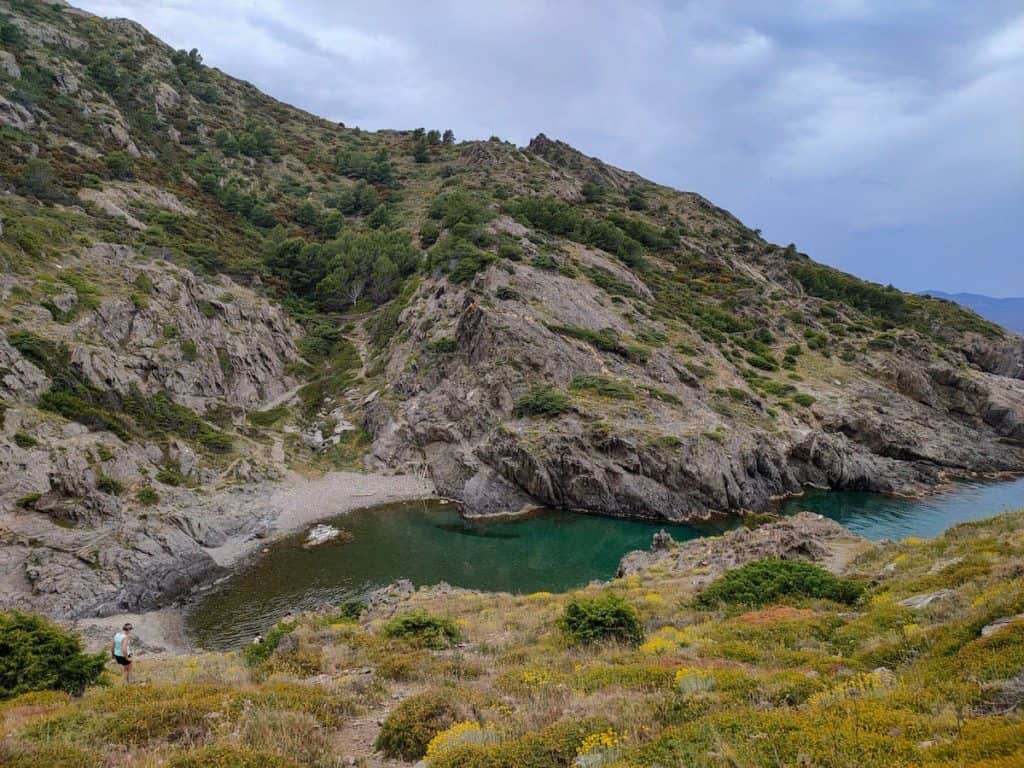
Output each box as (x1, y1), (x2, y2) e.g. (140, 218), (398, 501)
(374, 689), (457, 761)
(513, 385), (571, 418)
(96, 476), (123, 495)
(695, 559), (864, 609)
(495, 286), (520, 300)
(243, 620), (296, 667)
(792, 392), (816, 408)
(13, 432), (38, 449)
(137, 487), (160, 506)
(427, 337), (458, 354)
(331, 601), (367, 623)
(156, 466), (186, 486)
(532, 253), (558, 271)
(559, 593), (644, 645)
(16, 492), (42, 509)
(1, 743), (101, 768)
(169, 745), (300, 768)
(419, 220), (441, 248)
(429, 718), (604, 768)
(548, 324), (648, 363)
(380, 611), (461, 649)
(747, 354), (778, 372)
(198, 430), (233, 453)
(247, 405), (289, 427)
(570, 375), (634, 399)
(0, 612), (105, 699)
(180, 340), (198, 361)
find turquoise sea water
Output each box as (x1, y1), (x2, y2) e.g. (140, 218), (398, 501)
(186, 477), (1024, 648)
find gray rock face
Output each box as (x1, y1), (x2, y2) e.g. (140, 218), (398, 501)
(0, 336), (49, 402)
(0, 246), (306, 619)
(980, 614), (1024, 637)
(0, 95), (35, 130)
(59, 246), (301, 412)
(0, 50), (20, 79)
(363, 268), (1024, 521)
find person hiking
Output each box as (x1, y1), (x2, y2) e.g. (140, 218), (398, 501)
(111, 623), (134, 683)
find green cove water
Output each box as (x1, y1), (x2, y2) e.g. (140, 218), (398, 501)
(186, 477), (1024, 648)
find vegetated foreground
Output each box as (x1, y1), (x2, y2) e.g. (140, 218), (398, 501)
(2, 4), (1024, 630)
(2, 510), (1023, 767)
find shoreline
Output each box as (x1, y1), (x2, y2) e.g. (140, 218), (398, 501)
(74, 470), (436, 655)
(73, 470), (1024, 655)
(203, 470), (437, 569)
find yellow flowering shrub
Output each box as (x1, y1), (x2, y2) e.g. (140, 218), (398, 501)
(639, 626), (688, 655)
(425, 720), (486, 759)
(577, 727), (627, 757)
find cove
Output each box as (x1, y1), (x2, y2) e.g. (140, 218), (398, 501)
(186, 476), (1024, 649)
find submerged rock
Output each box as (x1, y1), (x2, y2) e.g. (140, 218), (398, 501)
(303, 524), (351, 548)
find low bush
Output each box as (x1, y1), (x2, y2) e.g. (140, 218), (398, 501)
(495, 286), (520, 300)
(96, 476), (123, 495)
(548, 323), (648, 363)
(695, 559), (864, 609)
(513, 385), (571, 418)
(137, 487), (160, 506)
(243, 620), (296, 667)
(570, 375), (634, 399)
(247, 405), (289, 427)
(559, 593), (644, 645)
(1, 743), (101, 768)
(380, 611), (461, 649)
(792, 392), (816, 408)
(428, 717), (604, 768)
(13, 432), (38, 449)
(16, 492), (42, 509)
(0, 612), (105, 699)
(331, 600), (367, 623)
(374, 689), (458, 761)
(427, 337), (458, 354)
(169, 745), (301, 768)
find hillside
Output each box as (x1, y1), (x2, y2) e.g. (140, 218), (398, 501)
(924, 292), (1024, 334)
(1, 0), (1024, 621)
(3, 509), (1024, 766)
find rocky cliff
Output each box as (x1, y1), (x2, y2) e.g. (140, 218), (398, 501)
(1, 0), (1023, 619)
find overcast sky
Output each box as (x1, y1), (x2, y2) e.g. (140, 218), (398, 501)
(76, 1), (1024, 296)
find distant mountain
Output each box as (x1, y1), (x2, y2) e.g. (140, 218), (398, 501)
(923, 292), (1024, 333)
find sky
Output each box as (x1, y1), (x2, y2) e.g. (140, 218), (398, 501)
(75, 1), (1024, 296)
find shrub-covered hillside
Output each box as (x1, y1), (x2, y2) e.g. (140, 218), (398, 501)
(2, 510), (1023, 767)
(1, 0), (1024, 619)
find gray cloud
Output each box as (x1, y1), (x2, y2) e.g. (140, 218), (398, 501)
(77, 0), (1024, 295)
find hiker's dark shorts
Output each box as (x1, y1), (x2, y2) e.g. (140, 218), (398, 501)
(112, 654), (132, 666)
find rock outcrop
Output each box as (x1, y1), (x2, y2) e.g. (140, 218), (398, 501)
(617, 511), (873, 581)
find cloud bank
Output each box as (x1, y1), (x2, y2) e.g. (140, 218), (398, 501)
(76, 1), (1024, 295)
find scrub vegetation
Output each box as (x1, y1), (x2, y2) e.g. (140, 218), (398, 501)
(3, 510), (1023, 766)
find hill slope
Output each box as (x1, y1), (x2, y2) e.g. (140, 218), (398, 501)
(3, 509), (1024, 766)
(1, 1), (1024, 618)
(924, 291), (1024, 334)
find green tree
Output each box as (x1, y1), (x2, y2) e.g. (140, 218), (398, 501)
(442, 128), (455, 145)
(0, 612), (106, 699)
(413, 138), (430, 163)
